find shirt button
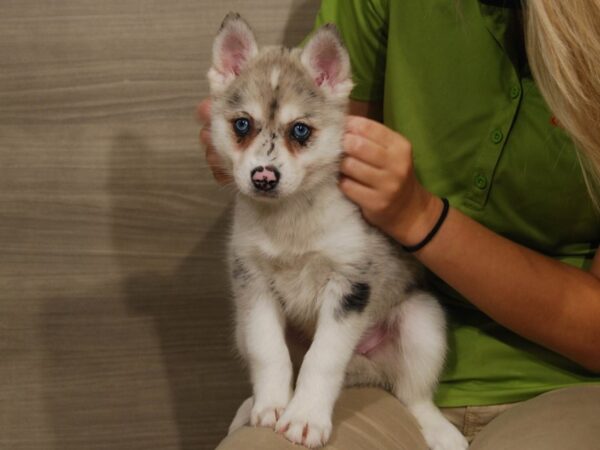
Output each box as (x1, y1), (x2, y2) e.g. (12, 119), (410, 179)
(510, 85), (521, 99)
(474, 174), (488, 190)
(491, 129), (504, 144)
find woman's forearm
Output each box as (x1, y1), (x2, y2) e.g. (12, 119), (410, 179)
(340, 112), (600, 373)
(405, 204), (600, 373)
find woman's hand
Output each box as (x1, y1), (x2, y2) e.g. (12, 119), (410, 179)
(339, 115), (442, 246)
(197, 98), (232, 185)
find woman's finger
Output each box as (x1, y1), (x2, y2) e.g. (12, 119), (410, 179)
(206, 150), (232, 185)
(339, 155), (385, 188)
(197, 98), (212, 124)
(346, 115), (410, 148)
(200, 126), (212, 147)
(338, 175), (377, 207)
(343, 133), (389, 169)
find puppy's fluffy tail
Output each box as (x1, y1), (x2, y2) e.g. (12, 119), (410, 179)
(227, 396), (253, 435)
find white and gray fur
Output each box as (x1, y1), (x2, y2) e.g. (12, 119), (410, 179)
(208, 13), (467, 450)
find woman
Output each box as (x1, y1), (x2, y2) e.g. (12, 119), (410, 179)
(207, 0), (600, 448)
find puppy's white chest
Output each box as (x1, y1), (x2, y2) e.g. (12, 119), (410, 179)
(263, 252), (332, 324)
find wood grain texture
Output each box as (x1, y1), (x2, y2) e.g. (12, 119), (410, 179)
(0, 1), (320, 449)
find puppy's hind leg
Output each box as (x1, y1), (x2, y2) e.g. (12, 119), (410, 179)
(391, 293), (468, 450)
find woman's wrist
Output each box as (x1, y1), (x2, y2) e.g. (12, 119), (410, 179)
(390, 189), (445, 249)
(400, 197), (449, 253)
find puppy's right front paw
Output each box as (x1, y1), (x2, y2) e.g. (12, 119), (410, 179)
(250, 403), (287, 428)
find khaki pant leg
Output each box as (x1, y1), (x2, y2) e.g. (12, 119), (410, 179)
(215, 387), (428, 450)
(470, 385), (600, 450)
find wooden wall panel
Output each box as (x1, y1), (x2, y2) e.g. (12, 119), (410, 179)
(0, 1), (320, 449)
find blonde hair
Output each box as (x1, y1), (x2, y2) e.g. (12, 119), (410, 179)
(525, 0), (600, 205)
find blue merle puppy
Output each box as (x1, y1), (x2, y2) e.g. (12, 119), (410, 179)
(207, 13), (467, 450)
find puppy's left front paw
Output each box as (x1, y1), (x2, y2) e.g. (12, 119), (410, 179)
(275, 403), (332, 448)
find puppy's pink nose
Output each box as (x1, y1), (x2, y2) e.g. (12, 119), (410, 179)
(251, 165), (280, 192)
(252, 167), (277, 182)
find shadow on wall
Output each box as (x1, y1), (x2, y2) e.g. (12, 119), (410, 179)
(109, 131), (247, 450)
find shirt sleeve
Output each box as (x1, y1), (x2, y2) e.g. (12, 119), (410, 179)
(311, 0), (389, 101)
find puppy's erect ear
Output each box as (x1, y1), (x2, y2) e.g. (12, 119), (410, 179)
(208, 13), (258, 94)
(300, 24), (353, 100)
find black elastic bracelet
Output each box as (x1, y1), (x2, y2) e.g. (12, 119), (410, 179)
(401, 198), (450, 253)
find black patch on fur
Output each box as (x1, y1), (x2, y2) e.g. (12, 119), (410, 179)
(227, 91), (242, 107)
(231, 257), (251, 286)
(341, 282), (370, 314)
(268, 98), (278, 121)
(267, 140), (275, 155)
(267, 278), (286, 308)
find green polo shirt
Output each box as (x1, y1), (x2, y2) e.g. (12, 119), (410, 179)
(313, 0), (600, 407)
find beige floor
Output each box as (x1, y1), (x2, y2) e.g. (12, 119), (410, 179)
(0, 1), (319, 449)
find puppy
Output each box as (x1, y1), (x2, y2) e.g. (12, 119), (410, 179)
(207, 13), (468, 450)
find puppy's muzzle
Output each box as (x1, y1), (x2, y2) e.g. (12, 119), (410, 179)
(251, 165), (280, 192)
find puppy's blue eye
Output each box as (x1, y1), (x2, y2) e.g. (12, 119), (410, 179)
(291, 122), (311, 143)
(233, 118), (251, 136)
